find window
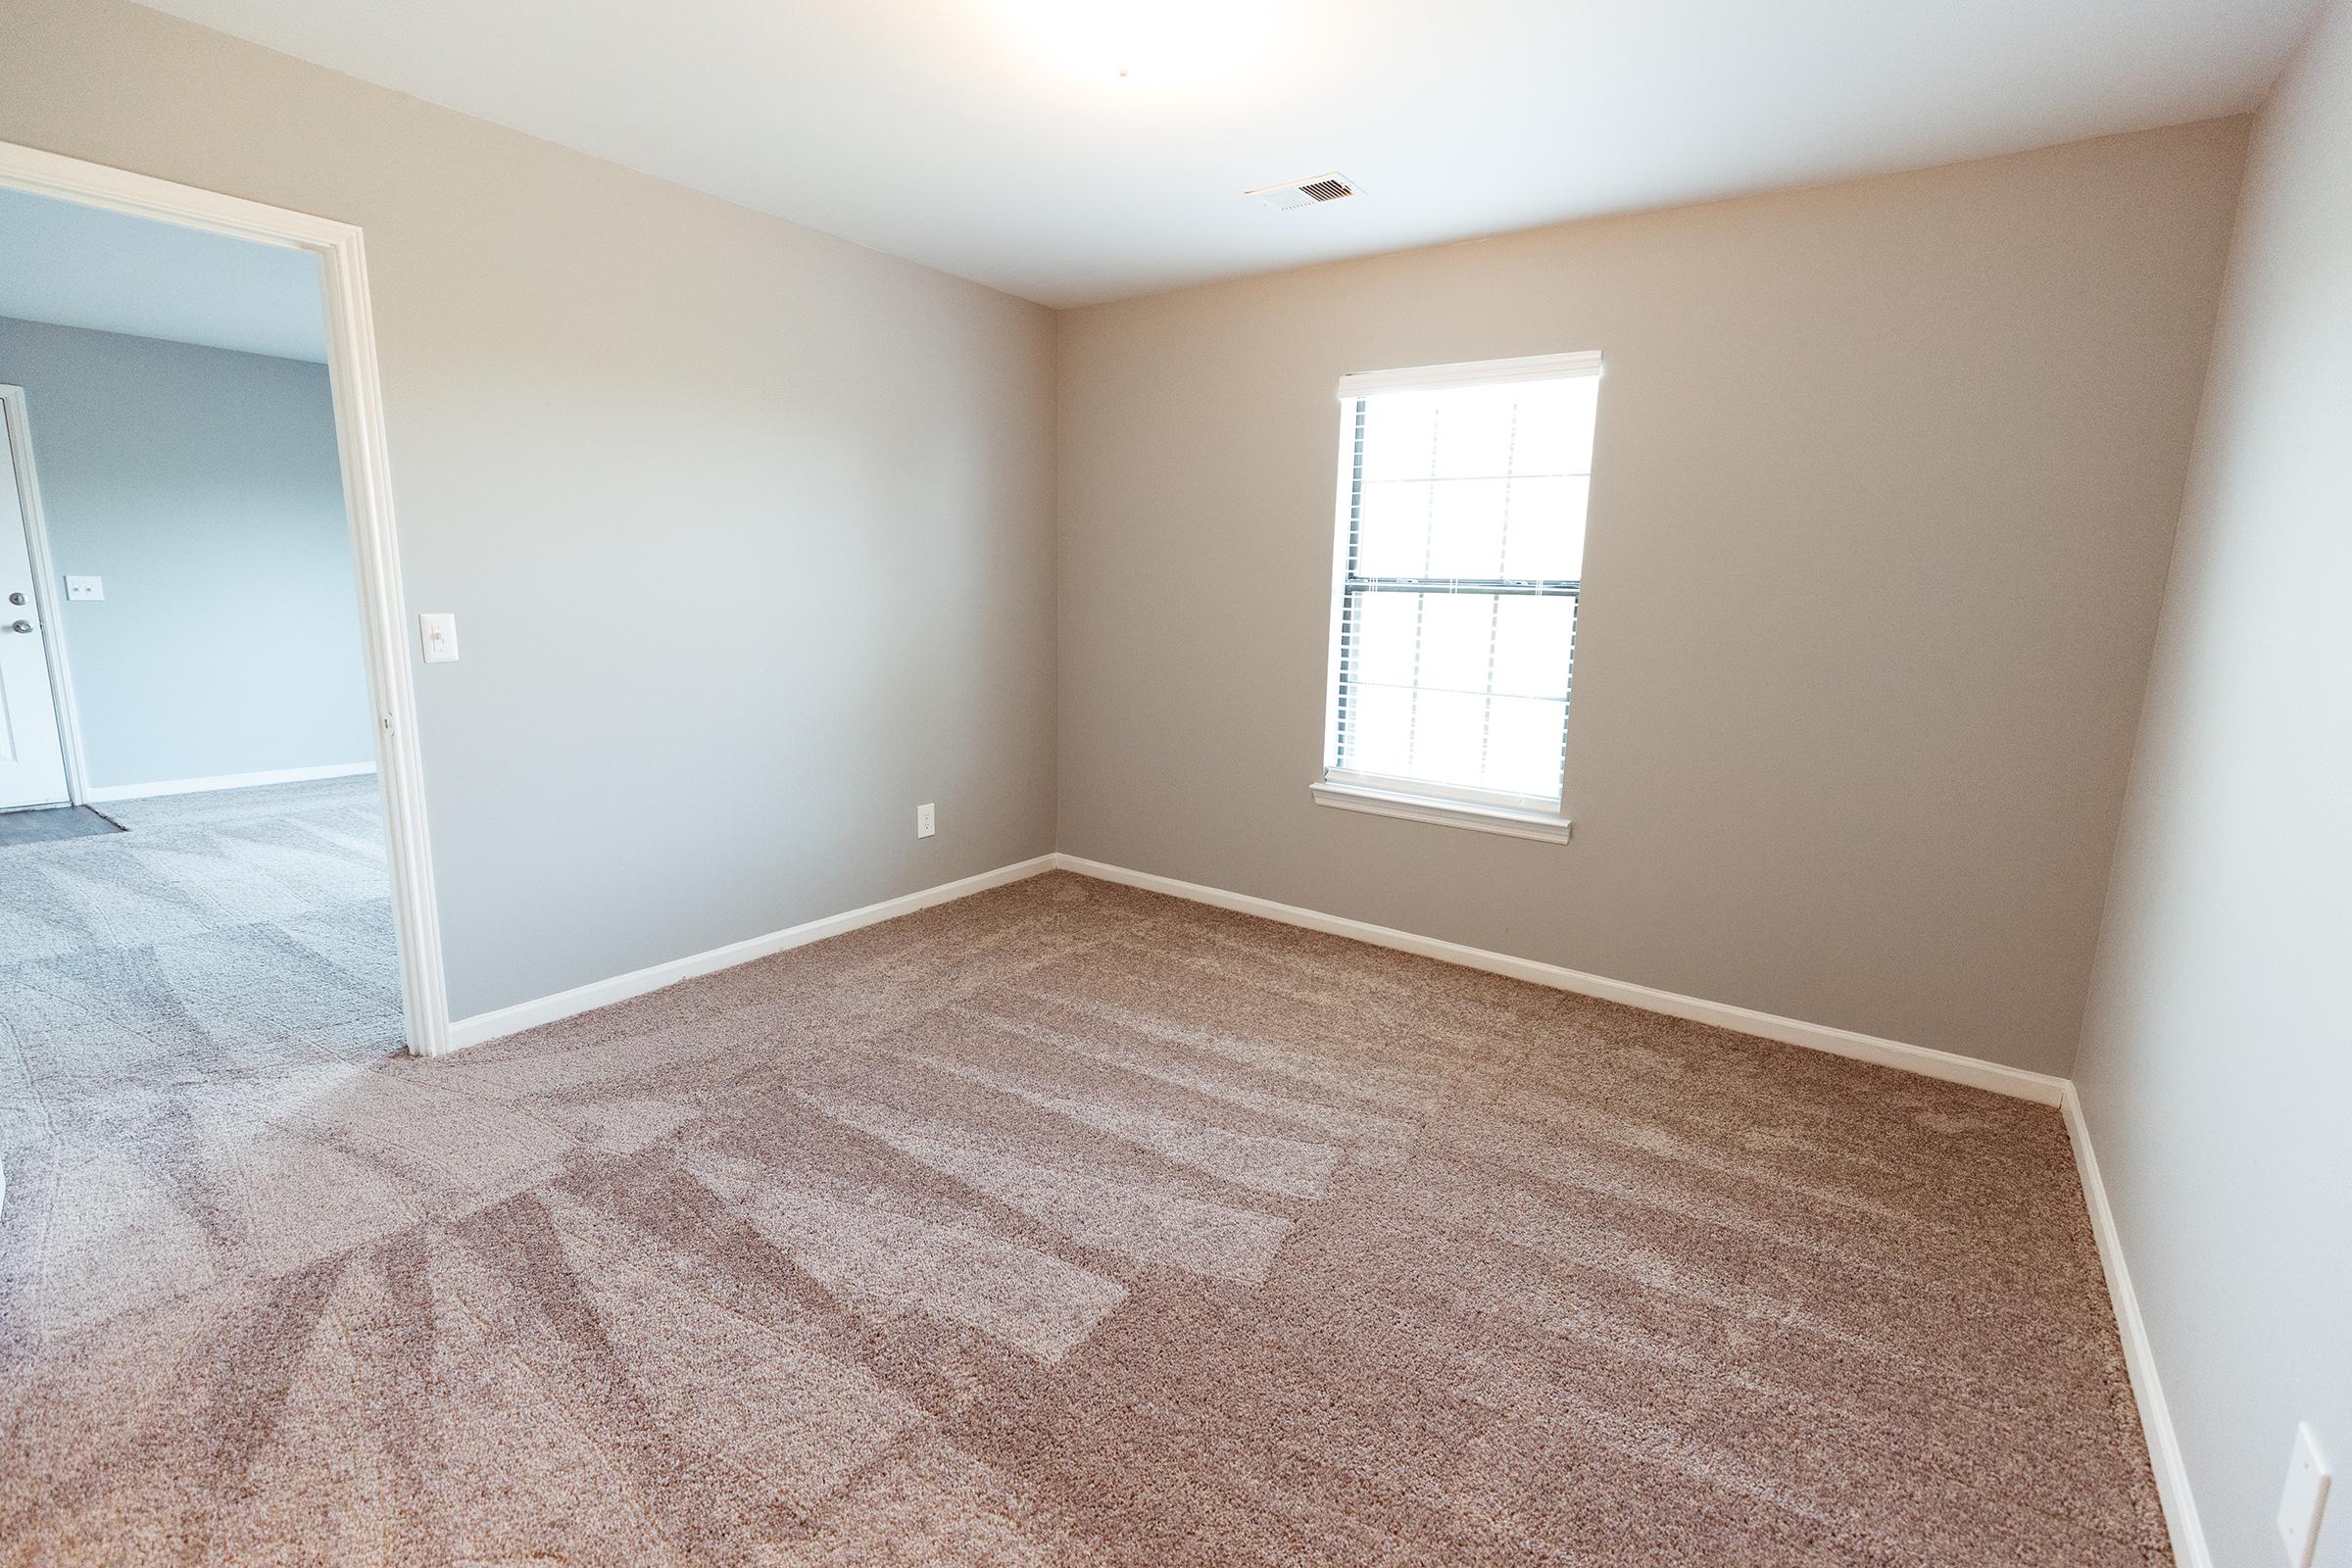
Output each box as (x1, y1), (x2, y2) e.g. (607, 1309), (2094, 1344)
(1314, 352), (1601, 842)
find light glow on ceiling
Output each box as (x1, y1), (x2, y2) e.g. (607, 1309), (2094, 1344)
(995, 0), (1276, 87)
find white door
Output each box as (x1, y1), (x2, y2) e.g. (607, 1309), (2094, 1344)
(0, 422), (70, 810)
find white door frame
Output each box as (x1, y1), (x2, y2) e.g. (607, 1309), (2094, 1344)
(2, 383), (94, 806)
(0, 138), (451, 1057)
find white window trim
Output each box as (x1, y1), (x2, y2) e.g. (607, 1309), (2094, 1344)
(1314, 350), (1598, 845)
(1335, 349), (1601, 400)
(1309, 777), (1572, 843)
(1321, 767), (1559, 815)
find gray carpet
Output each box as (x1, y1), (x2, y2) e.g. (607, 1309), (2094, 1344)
(0, 847), (2166, 1565)
(0, 776), (404, 1078)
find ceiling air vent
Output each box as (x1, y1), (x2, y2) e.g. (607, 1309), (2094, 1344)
(1247, 173), (1357, 211)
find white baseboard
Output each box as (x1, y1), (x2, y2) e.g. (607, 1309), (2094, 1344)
(443, 854), (1058, 1054)
(441, 847), (2062, 1100)
(85, 761), (378, 802)
(2062, 1085), (2209, 1568)
(1050, 854), (2067, 1105)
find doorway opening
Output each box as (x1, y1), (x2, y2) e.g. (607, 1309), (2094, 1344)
(0, 141), (445, 1057)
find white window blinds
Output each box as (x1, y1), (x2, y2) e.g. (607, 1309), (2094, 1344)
(1322, 352), (1601, 814)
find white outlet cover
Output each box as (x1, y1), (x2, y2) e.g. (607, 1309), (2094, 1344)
(916, 803), (935, 839)
(65, 574), (103, 601)
(2279, 1423), (2332, 1568)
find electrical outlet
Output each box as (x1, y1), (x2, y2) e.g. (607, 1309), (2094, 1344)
(2279, 1424), (2331, 1568)
(916, 803), (936, 839)
(64, 574), (104, 602)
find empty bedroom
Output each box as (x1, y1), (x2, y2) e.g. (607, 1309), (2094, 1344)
(0, 1), (2343, 1565)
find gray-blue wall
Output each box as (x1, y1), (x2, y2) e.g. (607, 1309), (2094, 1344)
(0, 316), (373, 790)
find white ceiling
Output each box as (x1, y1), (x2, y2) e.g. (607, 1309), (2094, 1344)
(0, 185), (326, 361)
(131, 0), (2318, 309)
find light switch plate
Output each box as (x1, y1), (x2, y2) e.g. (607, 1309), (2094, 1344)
(65, 574), (103, 602)
(418, 612), (460, 664)
(2279, 1423), (2331, 1568)
(916, 803), (936, 839)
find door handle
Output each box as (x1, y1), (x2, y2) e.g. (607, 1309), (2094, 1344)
(8, 620), (30, 634)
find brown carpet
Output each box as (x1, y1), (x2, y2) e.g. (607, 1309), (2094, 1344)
(0, 869), (2166, 1566)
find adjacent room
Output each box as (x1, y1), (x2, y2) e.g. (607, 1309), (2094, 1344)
(0, 183), (406, 1078)
(0, 1), (2343, 1565)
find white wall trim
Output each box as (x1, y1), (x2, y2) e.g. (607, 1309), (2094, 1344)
(445, 855), (1059, 1052)
(1337, 349), (1603, 398)
(2062, 1084), (2210, 1568)
(85, 760), (377, 802)
(0, 137), (450, 1057)
(1310, 778), (1573, 842)
(1050, 854), (2067, 1104)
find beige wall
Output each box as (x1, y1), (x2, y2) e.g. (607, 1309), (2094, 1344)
(1056, 121), (2247, 1074)
(5, 1), (2333, 1549)
(2074, 2), (2352, 1561)
(0, 0), (2265, 1090)
(0, 0), (1057, 1019)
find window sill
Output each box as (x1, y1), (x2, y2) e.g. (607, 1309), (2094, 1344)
(1308, 780), (1573, 843)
